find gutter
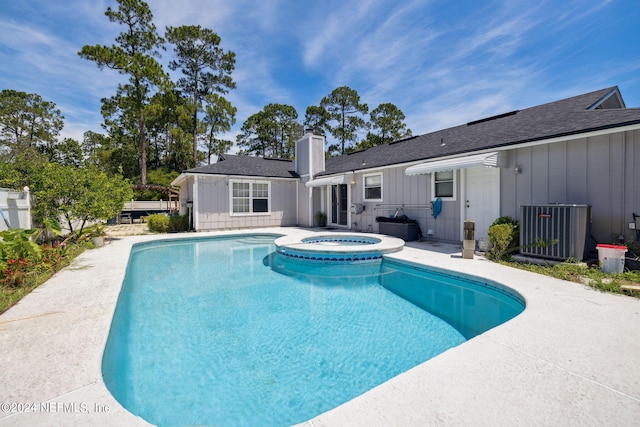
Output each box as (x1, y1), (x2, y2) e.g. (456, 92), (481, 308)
(319, 120), (640, 176)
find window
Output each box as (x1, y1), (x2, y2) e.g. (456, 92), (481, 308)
(231, 181), (270, 215)
(252, 183), (269, 213)
(232, 182), (250, 213)
(433, 170), (455, 199)
(363, 173), (382, 201)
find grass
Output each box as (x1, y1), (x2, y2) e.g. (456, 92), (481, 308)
(0, 242), (89, 314)
(501, 258), (640, 298)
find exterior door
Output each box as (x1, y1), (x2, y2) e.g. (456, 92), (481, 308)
(464, 167), (500, 240)
(330, 184), (348, 226)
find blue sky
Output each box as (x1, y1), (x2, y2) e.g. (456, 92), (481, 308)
(1, 0), (638, 148)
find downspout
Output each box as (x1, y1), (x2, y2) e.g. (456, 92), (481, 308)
(193, 175), (199, 231)
(459, 169), (466, 242)
(293, 141), (299, 226)
(308, 135), (314, 226)
(620, 131), (626, 242)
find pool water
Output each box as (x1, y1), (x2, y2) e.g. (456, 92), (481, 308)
(301, 235), (380, 245)
(103, 235), (523, 427)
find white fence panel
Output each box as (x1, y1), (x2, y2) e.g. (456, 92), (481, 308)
(122, 200), (179, 211)
(0, 187), (32, 231)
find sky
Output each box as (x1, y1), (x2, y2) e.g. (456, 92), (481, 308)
(1, 0), (639, 150)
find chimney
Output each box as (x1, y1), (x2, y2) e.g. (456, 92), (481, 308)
(294, 131), (325, 178)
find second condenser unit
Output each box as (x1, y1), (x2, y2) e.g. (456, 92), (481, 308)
(520, 204), (591, 261)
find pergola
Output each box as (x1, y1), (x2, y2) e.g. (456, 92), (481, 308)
(131, 184), (180, 203)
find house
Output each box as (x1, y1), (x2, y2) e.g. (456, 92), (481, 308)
(172, 86), (640, 249)
(171, 154), (300, 230)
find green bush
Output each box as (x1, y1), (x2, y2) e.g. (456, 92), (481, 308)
(1, 240), (86, 312)
(492, 216), (520, 241)
(0, 229), (42, 264)
(169, 214), (189, 232)
(488, 223), (516, 261)
(147, 214), (170, 233)
(146, 214), (189, 233)
(487, 216), (520, 260)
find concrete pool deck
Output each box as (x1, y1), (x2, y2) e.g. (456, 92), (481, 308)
(0, 228), (639, 426)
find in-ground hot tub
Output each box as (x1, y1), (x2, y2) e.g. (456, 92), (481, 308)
(274, 232), (404, 263)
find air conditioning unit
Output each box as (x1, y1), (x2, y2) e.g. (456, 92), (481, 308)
(520, 204), (591, 261)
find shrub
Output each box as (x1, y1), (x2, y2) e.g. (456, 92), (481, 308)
(147, 214), (170, 233)
(315, 211), (327, 227)
(146, 214), (188, 233)
(488, 223), (516, 261)
(1, 240), (86, 313)
(492, 216), (520, 242)
(486, 216), (520, 261)
(36, 242), (67, 272)
(1, 258), (33, 288)
(169, 214), (189, 232)
(0, 228), (42, 261)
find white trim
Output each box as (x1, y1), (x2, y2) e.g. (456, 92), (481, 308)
(327, 183), (351, 228)
(308, 135), (314, 180)
(459, 168), (466, 239)
(171, 173), (187, 187)
(174, 172), (297, 184)
(462, 166), (501, 241)
(307, 136), (314, 226)
(587, 88), (625, 109)
(193, 175), (199, 231)
(363, 172), (383, 202)
(308, 180), (313, 226)
(229, 179), (271, 216)
(306, 174), (349, 187)
(406, 152), (507, 176)
(431, 170), (457, 201)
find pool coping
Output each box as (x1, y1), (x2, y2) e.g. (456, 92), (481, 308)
(1, 227), (639, 426)
(274, 230), (404, 262)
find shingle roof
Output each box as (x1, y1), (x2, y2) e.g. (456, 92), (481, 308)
(319, 87), (640, 176)
(184, 154), (298, 178)
(179, 87), (640, 182)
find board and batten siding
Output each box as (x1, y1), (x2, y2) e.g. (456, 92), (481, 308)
(295, 141), (309, 178)
(501, 129), (640, 243)
(193, 175), (298, 231)
(297, 180), (312, 227)
(349, 164), (462, 242)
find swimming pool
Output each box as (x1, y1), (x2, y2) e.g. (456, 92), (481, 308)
(103, 234), (524, 426)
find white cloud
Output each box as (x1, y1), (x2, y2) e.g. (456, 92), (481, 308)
(1, 0), (638, 149)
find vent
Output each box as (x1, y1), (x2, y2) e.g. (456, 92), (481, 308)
(264, 157), (293, 162)
(520, 204), (591, 260)
(467, 110), (519, 126)
(390, 135), (418, 145)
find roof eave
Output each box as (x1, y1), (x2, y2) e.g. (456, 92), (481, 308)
(318, 120), (640, 176)
(173, 171), (299, 181)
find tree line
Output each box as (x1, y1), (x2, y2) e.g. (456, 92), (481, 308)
(237, 86), (412, 158)
(0, 0), (412, 192)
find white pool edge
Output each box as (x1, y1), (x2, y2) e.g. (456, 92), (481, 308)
(1, 227), (639, 426)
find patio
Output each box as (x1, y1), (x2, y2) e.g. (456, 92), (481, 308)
(0, 228), (639, 426)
